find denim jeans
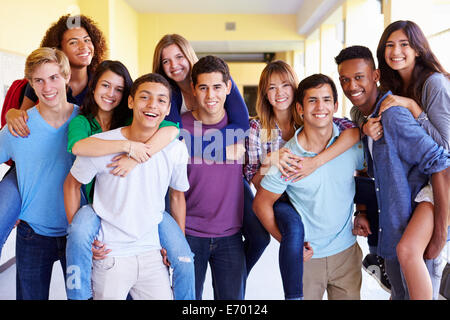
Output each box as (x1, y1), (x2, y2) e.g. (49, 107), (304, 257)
(242, 178), (270, 275)
(16, 221), (67, 300)
(65, 204), (195, 300)
(273, 198), (305, 300)
(0, 167), (21, 257)
(354, 176), (379, 253)
(186, 232), (246, 300)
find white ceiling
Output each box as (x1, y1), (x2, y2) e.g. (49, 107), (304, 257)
(123, 0), (341, 54)
(124, 0), (304, 15)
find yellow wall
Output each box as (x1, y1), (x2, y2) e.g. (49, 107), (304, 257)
(228, 62), (267, 93)
(108, 0), (139, 79)
(78, 0), (139, 79)
(1, 1), (299, 93)
(138, 13), (303, 75)
(0, 0), (79, 56)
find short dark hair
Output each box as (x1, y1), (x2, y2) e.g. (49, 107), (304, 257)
(296, 74), (338, 105)
(130, 73), (172, 99)
(334, 45), (376, 69)
(191, 55), (230, 86)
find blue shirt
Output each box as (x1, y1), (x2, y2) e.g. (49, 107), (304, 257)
(0, 105), (79, 236)
(364, 91), (450, 259)
(261, 124), (365, 258)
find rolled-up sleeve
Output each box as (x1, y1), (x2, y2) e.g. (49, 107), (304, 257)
(383, 107), (450, 175)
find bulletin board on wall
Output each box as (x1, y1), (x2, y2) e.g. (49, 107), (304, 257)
(0, 50), (26, 117)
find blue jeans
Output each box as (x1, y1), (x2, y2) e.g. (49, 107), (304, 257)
(0, 167), (21, 257)
(66, 205), (195, 300)
(16, 221), (67, 300)
(186, 232), (246, 300)
(242, 178), (270, 275)
(273, 198), (305, 300)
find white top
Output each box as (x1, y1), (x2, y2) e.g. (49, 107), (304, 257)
(180, 94), (189, 115)
(70, 127), (190, 257)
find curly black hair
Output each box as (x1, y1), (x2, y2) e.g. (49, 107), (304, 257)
(40, 14), (107, 74)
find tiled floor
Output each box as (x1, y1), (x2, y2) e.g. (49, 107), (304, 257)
(0, 235), (390, 300)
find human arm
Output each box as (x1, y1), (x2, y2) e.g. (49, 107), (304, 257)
(425, 167), (450, 259)
(286, 118), (360, 181)
(251, 148), (301, 191)
(63, 172), (83, 224)
(252, 187), (283, 242)
(69, 115), (150, 162)
(381, 76), (450, 150)
(350, 105), (383, 141)
(105, 121), (180, 177)
(73, 124), (179, 162)
(0, 127), (12, 163)
(169, 188), (186, 234)
(417, 74), (450, 150)
(379, 94), (422, 118)
(4, 83), (38, 137)
(352, 204), (371, 237)
(244, 119), (301, 190)
(303, 242), (314, 261)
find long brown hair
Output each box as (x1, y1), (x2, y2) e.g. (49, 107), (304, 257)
(377, 20), (448, 107)
(152, 34), (198, 87)
(256, 60), (301, 142)
(80, 60), (133, 131)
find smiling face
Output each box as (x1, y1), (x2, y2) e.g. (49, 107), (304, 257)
(128, 81), (171, 130)
(161, 44), (191, 84)
(30, 62), (69, 109)
(93, 70), (125, 114)
(266, 72), (295, 113)
(338, 58), (380, 116)
(61, 27), (94, 68)
(384, 29), (418, 77)
(297, 84), (338, 130)
(193, 71), (231, 124)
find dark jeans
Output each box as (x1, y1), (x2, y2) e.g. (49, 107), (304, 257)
(186, 232), (246, 300)
(274, 197), (305, 300)
(354, 176), (379, 251)
(242, 178), (270, 275)
(16, 221), (67, 300)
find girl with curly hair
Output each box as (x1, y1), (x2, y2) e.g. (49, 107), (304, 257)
(0, 14), (107, 261)
(6, 14), (107, 136)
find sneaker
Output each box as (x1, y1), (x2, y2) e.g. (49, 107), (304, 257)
(362, 253), (391, 293)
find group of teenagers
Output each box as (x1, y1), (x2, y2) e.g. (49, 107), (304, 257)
(0, 14), (449, 301)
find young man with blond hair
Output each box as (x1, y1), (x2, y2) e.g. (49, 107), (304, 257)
(0, 47), (80, 299)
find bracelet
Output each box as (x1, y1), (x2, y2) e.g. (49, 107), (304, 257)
(354, 209), (367, 217)
(127, 141), (132, 158)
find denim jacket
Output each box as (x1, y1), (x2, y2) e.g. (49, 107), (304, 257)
(363, 91), (450, 259)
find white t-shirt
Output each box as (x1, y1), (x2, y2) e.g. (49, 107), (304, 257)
(70, 127), (190, 257)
